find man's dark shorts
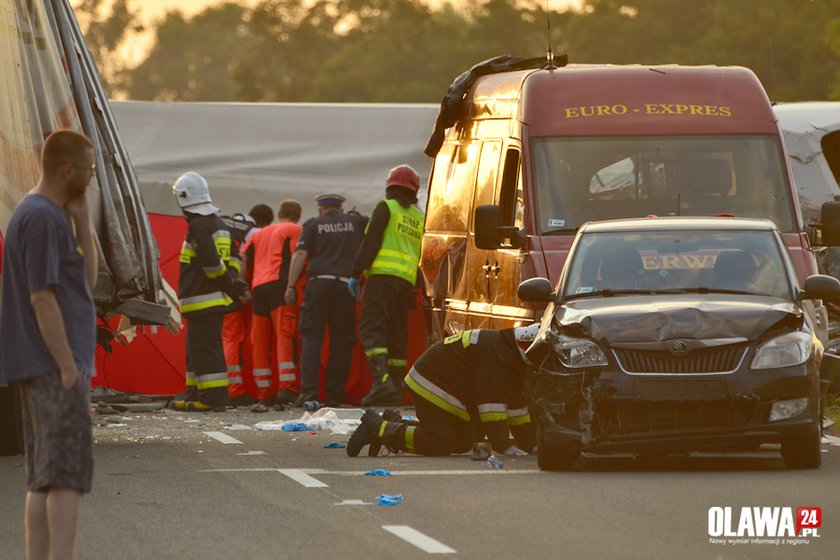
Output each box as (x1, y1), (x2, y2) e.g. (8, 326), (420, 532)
(21, 371), (93, 494)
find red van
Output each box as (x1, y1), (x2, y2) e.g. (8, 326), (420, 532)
(420, 63), (827, 342)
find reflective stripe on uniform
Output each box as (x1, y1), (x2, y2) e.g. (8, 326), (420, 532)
(180, 291), (233, 313)
(255, 379), (272, 388)
(478, 402), (508, 423)
(443, 330), (481, 349)
(405, 426), (416, 453)
(279, 373), (296, 382)
(278, 361), (296, 371)
(186, 370), (197, 387)
(507, 413), (532, 426)
(203, 262), (227, 279)
(404, 367), (469, 421)
(365, 347), (388, 358)
(196, 372), (228, 390)
(179, 242), (198, 263)
(228, 256), (242, 273)
(228, 365), (243, 384)
(387, 358), (407, 367)
(253, 368), (271, 377)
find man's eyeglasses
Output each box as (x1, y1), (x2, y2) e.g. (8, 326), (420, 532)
(68, 163), (96, 172)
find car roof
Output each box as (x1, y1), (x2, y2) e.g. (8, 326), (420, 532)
(579, 216), (778, 234)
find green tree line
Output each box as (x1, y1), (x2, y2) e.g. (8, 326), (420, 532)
(77, 0), (840, 102)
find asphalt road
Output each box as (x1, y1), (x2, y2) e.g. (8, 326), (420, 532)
(1, 407), (838, 559)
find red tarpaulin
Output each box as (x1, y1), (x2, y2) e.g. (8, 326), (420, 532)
(94, 213), (426, 403)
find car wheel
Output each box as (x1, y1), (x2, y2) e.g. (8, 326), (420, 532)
(781, 432), (821, 469)
(537, 435), (579, 471)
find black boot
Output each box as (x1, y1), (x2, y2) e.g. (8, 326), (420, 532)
(387, 363), (407, 391)
(368, 409), (404, 457)
(347, 410), (385, 457)
(361, 355), (402, 407)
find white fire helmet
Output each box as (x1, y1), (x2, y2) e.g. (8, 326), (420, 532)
(172, 172), (219, 216)
(514, 323), (541, 359)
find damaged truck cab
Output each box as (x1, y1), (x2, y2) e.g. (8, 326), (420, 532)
(420, 62), (828, 342)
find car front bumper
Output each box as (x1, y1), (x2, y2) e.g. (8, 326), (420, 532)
(529, 364), (821, 454)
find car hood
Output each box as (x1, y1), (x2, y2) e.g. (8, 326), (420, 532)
(554, 295), (803, 344)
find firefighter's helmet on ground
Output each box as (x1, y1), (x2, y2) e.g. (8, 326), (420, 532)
(385, 164), (420, 193)
(173, 172), (219, 216)
(513, 323), (541, 359)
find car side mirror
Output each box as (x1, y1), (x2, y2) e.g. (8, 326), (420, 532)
(518, 277), (554, 302)
(801, 274), (840, 300)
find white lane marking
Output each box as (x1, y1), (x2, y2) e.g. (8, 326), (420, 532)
(383, 525), (456, 554)
(278, 468), (329, 488)
(200, 467), (540, 475)
(236, 451), (267, 456)
(824, 435), (840, 447)
(331, 469), (541, 476)
(204, 431), (242, 444)
(336, 499), (369, 506)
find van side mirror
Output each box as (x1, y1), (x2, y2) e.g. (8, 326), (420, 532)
(800, 274), (840, 300)
(816, 200), (840, 246)
(475, 204), (523, 250)
(518, 277), (554, 302)
(475, 205), (503, 249)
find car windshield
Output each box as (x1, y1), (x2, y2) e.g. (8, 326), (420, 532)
(531, 135), (795, 234)
(562, 229), (793, 299)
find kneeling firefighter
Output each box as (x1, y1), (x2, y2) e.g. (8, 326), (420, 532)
(346, 325), (539, 457)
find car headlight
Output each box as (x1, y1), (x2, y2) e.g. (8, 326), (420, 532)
(553, 334), (608, 368)
(750, 331), (812, 370)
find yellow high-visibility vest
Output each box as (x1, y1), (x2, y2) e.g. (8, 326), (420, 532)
(366, 199), (424, 284)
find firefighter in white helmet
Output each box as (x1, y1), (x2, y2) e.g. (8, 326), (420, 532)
(349, 164), (425, 407)
(347, 324), (540, 457)
(171, 172), (248, 411)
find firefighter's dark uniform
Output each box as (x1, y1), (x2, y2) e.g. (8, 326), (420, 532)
(296, 206), (368, 405)
(352, 195), (424, 405)
(179, 213), (243, 407)
(360, 329), (535, 456)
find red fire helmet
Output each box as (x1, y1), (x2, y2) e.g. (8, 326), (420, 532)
(385, 164), (420, 193)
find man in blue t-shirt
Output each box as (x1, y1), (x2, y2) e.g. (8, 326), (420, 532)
(0, 129), (98, 560)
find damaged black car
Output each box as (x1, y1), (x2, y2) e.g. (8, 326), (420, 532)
(520, 217), (840, 471)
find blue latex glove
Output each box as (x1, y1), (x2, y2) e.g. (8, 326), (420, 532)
(364, 469), (391, 476)
(348, 277), (361, 300)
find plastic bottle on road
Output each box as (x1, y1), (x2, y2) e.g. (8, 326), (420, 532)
(487, 455), (505, 470)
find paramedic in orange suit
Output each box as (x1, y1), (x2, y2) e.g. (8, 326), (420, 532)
(244, 200), (302, 411)
(222, 205), (273, 405)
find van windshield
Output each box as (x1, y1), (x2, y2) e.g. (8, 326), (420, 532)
(531, 135), (796, 234)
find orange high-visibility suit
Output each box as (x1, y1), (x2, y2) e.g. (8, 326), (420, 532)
(244, 221), (302, 402)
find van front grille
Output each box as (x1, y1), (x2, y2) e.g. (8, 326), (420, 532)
(613, 346), (746, 374)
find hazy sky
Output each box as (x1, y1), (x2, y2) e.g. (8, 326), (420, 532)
(134, 1), (583, 22)
(73, 0), (583, 65)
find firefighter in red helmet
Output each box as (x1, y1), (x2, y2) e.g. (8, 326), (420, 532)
(349, 164), (425, 406)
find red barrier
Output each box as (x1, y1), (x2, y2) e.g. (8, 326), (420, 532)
(94, 213), (425, 404)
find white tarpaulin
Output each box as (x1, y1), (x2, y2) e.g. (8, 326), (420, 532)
(775, 102), (840, 222)
(109, 101), (439, 220)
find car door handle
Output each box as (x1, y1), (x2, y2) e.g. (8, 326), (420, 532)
(491, 263), (501, 275)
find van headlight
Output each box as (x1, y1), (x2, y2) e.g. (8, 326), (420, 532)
(750, 331), (812, 370)
(553, 334), (608, 368)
